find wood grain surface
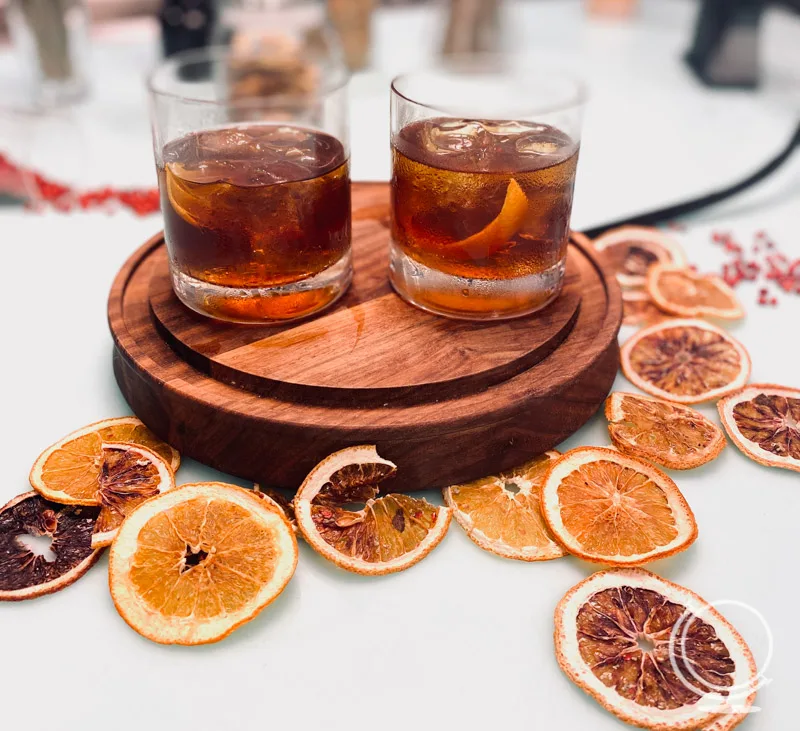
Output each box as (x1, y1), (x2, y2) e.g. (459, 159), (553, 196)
(109, 182), (622, 491)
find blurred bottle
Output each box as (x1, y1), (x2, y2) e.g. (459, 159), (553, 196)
(214, 0), (345, 99)
(586, 0), (638, 18)
(442, 0), (504, 56)
(160, 0), (216, 57)
(6, 0), (90, 107)
(328, 0), (374, 71)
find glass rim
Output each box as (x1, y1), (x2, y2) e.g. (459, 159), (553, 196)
(147, 45), (350, 106)
(390, 61), (588, 119)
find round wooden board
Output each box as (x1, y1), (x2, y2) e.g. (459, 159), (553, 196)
(109, 182), (622, 492)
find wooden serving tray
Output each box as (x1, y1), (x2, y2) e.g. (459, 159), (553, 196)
(109, 182), (622, 492)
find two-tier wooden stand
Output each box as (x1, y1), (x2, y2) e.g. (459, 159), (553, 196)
(109, 183), (622, 492)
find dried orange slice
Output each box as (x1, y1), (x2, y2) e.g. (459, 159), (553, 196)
(294, 446), (451, 575)
(31, 435), (175, 548)
(0, 492), (102, 601)
(555, 568), (758, 730)
(109, 482), (297, 645)
(569, 230), (593, 249)
(592, 226), (687, 288)
(718, 383), (800, 472)
(540, 447), (697, 565)
(30, 417), (179, 505)
(621, 319), (751, 404)
(647, 264), (744, 320)
(622, 290), (671, 327)
(443, 452), (565, 561)
(444, 178), (528, 258)
(606, 392), (725, 470)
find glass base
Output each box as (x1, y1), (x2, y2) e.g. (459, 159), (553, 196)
(170, 251), (352, 325)
(389, 243), (565, 321)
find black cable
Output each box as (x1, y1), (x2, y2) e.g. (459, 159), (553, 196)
(583, 120), (800, 239)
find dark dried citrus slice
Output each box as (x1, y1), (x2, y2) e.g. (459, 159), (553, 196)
(294, 446), (451, 575)
(540, 447), (697, 565)
(555, 568), (758, 730)
(0, 491), (102, 601)
(253, 484), (297, 532)
(647, 264), (744, 320)
(621, 319), (751, 404)
(592, 226), (687, 288)
(622, 290), (671, 327)
(109, 482), (297, 645)
(718, 384), (800, 472)
(443, 452), (566, 561)
(606, 392), (725, 470)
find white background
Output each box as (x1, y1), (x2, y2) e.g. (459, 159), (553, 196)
(1, 2), (799, 730)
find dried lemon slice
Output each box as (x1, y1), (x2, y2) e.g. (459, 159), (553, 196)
(592, 226), (687, 289)
(0, 492), (102, 601)
(621, 319), (751, 404)
(540, 447), (697, 565)
(647, 264), (744, 320)
(606, 392), (725, 470)
(109, 482), (297, 645)
(443, 452), (566, 561)
(718, 383), (800, 472)
(555, 568), (758, 730)
(294, 446), (451, 575)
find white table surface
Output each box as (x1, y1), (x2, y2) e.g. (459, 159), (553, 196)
(1, 2), (799, 730)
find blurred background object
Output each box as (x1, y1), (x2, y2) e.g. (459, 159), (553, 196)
(328, 0), (374, 70)
(6, 0), (89, 106)
(586, 0), (638, 17)
(159, 0), (215, 56)
(442, 0), (503, 55)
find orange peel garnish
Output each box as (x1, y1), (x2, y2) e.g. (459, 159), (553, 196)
(444, 178), (529, 258)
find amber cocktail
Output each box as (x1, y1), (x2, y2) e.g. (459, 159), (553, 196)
(390, 67), (585, 320)
(149, 48), (350, 324)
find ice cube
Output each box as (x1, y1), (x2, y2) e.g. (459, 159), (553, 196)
(482, 120), (546, 137)
(515, 138), (560, 155)
(196, 127), (257, 157)
(258, 125), (312, 147)
(421, 119), (489, 155)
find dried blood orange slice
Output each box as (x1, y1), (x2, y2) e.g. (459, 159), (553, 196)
(443, 452), (565, 561)
(0, 491), (102, 601)
(622, 290), (671, 327)
(718, 384), (800, 472)
(569, 230), (593, 249)
(606, 392), (725, 470)
(555, 568), (758, 730)
(647, 264), (744, 320)
(592, 226), (687, 288)
(621, 319), (751, 404)
(109, 482), (297, 645)
(540, 447), (697, 565)
(294, 446), (451, 575)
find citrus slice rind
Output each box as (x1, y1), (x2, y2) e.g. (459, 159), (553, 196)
(294, 445), (452, 575)
(253, 485), (297, 532)
(647, 264), (744, 320)
(621, 319), (751, 404)
(606, 392), (726, 470)
(109, 482), (297, 646)
(622, 290), (671, 327)
(90, 443), (176, 549)
(555, 569), (758, 731)
(30, 417), (180, 506)
(569, 230), (593, 249)
(592, 226), (687, 289)
(540, 447), (697, 565)
(0, 492), (102, 601)
(718, 384), (800, 473)
(443, 452), (566, 561)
